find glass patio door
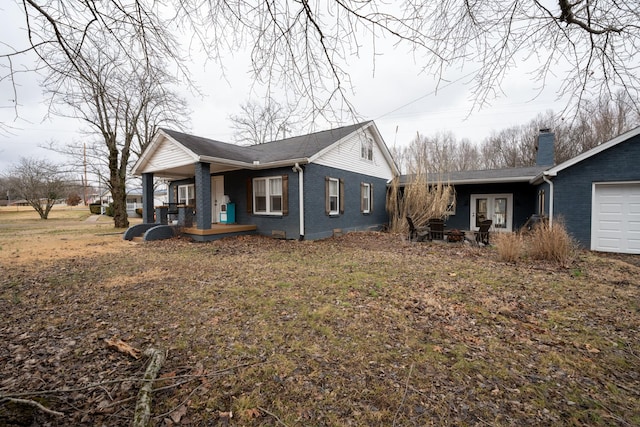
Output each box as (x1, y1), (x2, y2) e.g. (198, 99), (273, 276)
(470, 194), (513, 231)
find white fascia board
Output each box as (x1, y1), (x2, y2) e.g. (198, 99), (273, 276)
(132, 129), (199, 175)
(367, 121), (401, 176)
(447, 176), (536, 185)
(546, 125), (640, 176)
(399, 176), (536, 187)
(529, 125), (640, 184)
(248, 158), (310, 169)
(530, 170), (556, 185)
(131, 131), (165, 174)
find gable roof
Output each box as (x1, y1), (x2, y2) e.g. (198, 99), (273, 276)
(533, 125), (640, 182)
(132, 121), (379, 176)
(249, 122), (370, 163)
(160, 129), (258, 163)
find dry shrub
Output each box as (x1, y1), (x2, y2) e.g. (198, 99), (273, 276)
(387, 170), (454, 234)
(526, 219), (576, 266)
(495, 232), (523, 262)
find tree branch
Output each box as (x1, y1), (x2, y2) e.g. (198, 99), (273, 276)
(1, 397), (64, 418)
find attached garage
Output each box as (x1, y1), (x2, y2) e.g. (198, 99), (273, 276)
(591, 182), (640, 254)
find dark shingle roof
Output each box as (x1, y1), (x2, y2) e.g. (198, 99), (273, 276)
(161, 121), (371, 164)
(251, 122), (370, 162)
(161, 129), (259, 163)
(399, 165), (548, 185)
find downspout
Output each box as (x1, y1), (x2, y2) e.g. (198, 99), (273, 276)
(542, 173), (554, 228)
(293, 163), (305, 240)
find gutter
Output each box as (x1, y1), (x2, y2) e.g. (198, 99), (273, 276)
(542, 173), (554, 228)
(292, 163), (305, 240)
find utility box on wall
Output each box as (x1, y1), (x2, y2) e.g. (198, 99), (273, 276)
(220, 201), (235, 224)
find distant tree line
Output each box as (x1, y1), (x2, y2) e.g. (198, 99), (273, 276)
(393, 91), (640, 174)
(0, 158), (87, 218)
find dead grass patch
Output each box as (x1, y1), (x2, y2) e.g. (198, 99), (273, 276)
(526, 219), (576, 266)
(495, 231), (524, 262)
(0, 227), (639, 426)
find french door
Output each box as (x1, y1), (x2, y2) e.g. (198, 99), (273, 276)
(470, 194), (513, 232)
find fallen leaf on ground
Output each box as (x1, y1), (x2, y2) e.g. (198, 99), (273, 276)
(104, 337), (141, 359)
(243, 408), (261, 418)
(171, 405), (188, 423)
(585, 343), (600, 353)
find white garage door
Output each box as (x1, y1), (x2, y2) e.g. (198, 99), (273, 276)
(592, 183), (640, 254)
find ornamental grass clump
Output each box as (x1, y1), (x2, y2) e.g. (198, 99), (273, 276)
(527, 219), (576, 266)
(386, 170), (454, 235)
(495, 232), (524, 262)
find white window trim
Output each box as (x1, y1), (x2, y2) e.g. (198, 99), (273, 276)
(362, 183), (371, 214)
(253, 176), (283, 215)
(361, 137), (374, 162)
(470, 193), (513, 232)
(177, 184), (195, 205)
(329, 177), (340, 215)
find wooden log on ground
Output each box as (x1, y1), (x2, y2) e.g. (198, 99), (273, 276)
(133, 348), (167, 427)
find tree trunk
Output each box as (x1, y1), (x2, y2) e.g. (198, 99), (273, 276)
(107, 142), (129, 229)
(110, 176), (129, 228)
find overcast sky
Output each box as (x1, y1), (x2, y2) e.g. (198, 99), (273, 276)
(0, 2), (570, 174)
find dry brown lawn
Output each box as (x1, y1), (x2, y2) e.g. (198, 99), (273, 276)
(1, 208), (639, 426)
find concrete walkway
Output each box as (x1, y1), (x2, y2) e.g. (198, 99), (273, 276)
(85, 214), (103, 223)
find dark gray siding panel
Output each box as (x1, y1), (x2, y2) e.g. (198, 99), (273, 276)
(445, 183), (537, 231)
(171, 164), (390, 240)
(553, 135), (640, 247)
(303, 164), (390, 240)
(223, 167), (301, 240)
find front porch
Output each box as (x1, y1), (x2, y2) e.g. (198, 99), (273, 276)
(124, 158), (259, 242)
(182, 223), (257, 242)
(124, 201), (258, 242)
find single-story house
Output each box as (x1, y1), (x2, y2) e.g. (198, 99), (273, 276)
(126, 121), (399, 241)
(401, 127), (640, 254)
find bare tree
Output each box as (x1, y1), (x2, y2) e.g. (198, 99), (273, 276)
(478, 95), (640, 169)
(5, 157), (69, 219)
(396, 131), (482, 174)
(230, 100), (299, 145)
(3, 1), (640, 127)
(43, 46), (189, 228)
(456, 139), (482, 171)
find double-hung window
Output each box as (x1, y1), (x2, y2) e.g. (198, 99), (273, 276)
(328, 178), (339, 215)
(361, 137), (373, 161)
(325, 177), (344, 216)
(253, 176), (283, 215)
(361, 182), (372, 214)
(178, 184), (195, 206)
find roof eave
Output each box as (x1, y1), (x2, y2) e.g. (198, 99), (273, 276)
(530, 170), (558, 185)
(249, 158), (310, 169)
(198, 156), (310, 170)
(454, 176), (537, 185)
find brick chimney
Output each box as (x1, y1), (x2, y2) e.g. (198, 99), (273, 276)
(536, 128), (555, 166)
